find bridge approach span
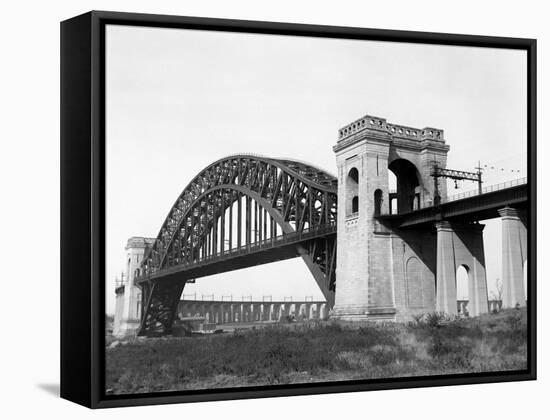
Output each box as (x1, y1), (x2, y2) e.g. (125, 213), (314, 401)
(378, 179), (527, 228)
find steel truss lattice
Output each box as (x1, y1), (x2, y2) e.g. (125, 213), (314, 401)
(136, 155), (338, 336)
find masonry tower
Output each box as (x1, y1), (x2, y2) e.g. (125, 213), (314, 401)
(332, 114), (490, 320)
(113, 237), (155, 337)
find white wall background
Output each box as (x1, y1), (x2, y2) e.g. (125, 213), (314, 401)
(0, 0), (548, 418)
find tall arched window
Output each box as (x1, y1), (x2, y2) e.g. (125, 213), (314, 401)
(347, 167), (359, 216)
(374, 189), (383, 215)
(352, 196), (359, 213)
(136, 292), (142, 319)
(348, 167), (359, 183)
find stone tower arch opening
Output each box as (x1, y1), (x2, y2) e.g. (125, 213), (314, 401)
(388, 159), (421, 214)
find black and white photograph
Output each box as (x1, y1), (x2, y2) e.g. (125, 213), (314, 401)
(103, 20), (532, 396)
(4, 0), (549, 416)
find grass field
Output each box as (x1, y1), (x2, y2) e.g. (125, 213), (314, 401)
(105, 308), (527, 394)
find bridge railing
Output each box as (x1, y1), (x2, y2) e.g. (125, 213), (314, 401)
(441, 177), (527, 204)
(137, 222), (337, 280)
(379, 177), (527, 216)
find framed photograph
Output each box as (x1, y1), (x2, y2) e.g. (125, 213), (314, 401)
(60, 10), (536, 408)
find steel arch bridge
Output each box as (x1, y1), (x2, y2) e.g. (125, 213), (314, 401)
(135, 155), (338, 336)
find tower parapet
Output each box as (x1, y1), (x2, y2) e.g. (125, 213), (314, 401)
(335, 114), (447, 152)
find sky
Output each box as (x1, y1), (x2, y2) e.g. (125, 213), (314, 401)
(105, 25), (527, 314)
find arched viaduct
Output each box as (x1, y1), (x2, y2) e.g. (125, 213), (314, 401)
(177, 299), (329, 324)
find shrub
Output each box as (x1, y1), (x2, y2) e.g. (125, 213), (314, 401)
(425, 312), (447, 328)
(411, 313), (425, 326)
(504, 311), (523, 331)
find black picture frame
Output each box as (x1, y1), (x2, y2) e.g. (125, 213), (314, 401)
(60, 10), (537, 409)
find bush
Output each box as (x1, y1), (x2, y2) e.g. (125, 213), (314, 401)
(410, 313), (425, 327)
(504, 311), (523, 331)
(425, 312), (447, 328)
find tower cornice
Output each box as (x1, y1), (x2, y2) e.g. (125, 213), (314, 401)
(334, 113), (448, 154)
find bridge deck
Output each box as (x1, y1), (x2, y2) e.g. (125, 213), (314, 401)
(377, 182), (528, 228)
(137, 224), (336, 284)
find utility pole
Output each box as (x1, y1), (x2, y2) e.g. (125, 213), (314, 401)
(430, 159), (441, 206)
(474, 160), (483, 195)
(431, 161), (483, 205)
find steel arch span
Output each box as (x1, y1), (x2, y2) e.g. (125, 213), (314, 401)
(135, 155), (338, 336)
